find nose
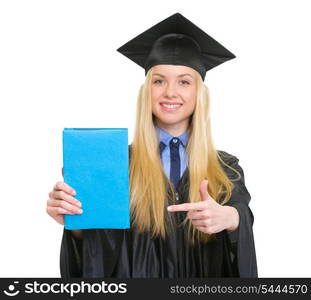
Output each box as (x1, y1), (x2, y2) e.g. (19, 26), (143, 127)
(164, 82), (178, 99)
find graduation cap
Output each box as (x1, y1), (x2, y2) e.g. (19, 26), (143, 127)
(117, 13), (236, 81)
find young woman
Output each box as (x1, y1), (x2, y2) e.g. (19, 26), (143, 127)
(46, 13), (258, 278)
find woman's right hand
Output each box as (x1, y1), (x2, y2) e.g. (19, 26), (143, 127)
(46, 181), (83, 225)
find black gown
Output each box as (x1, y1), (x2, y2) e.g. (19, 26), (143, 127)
(59, 148), (258, 278)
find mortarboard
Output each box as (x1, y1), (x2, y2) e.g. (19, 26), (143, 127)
(117, 12), (236, 81)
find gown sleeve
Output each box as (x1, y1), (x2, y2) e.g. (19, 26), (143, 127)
(219, 151), (258, 278)
(60, 228), (83, 278)
(59, 166), (84, 278)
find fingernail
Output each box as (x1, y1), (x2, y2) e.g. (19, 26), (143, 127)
(78, 209), (83, 214)
(167, 206), (172, 211)
(72, 190), (76, 195)
(76, 201), (82, 207)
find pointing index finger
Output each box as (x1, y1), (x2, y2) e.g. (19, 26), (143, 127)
(167, 201), (208, 212)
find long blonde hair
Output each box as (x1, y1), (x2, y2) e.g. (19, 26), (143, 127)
(129, 66), (241, 244)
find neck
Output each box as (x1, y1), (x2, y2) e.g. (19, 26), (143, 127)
(156, 119), (189, 136)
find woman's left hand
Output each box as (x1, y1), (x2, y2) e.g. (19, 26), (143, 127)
(167, 180), (239, 234)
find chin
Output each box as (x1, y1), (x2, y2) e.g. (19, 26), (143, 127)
(156, 115), (186, 126)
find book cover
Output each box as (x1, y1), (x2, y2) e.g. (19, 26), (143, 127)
(62, 128), (130, 229)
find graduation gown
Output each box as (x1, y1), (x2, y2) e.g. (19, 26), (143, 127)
(59, 148), (258, 278)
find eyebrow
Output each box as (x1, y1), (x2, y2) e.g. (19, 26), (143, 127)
(152, 73), (194, 79)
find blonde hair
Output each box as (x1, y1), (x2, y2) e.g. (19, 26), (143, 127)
(129, 66), (241, 244)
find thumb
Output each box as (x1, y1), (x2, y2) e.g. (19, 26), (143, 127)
(199, 179), (210, 201)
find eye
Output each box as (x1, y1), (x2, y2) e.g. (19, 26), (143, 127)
(153, 79), (163, 84)
(180, 80), (190, 85)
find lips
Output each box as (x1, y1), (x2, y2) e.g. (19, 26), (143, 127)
(159, 102), (183, 112)
(160, 101), (183, 106)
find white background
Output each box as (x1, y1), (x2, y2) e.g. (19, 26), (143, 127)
(0, 0), (310, 277)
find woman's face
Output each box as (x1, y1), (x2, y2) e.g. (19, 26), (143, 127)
(151, 64), (197, 133)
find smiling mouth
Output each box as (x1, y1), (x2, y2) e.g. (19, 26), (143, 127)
(159, 103), (183, 112)
(160, 103), (182, 108)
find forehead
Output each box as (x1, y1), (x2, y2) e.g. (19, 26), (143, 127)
(152, 64), (196, 77)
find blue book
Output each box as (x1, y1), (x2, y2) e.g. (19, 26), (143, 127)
(62, 128), (130, 229)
